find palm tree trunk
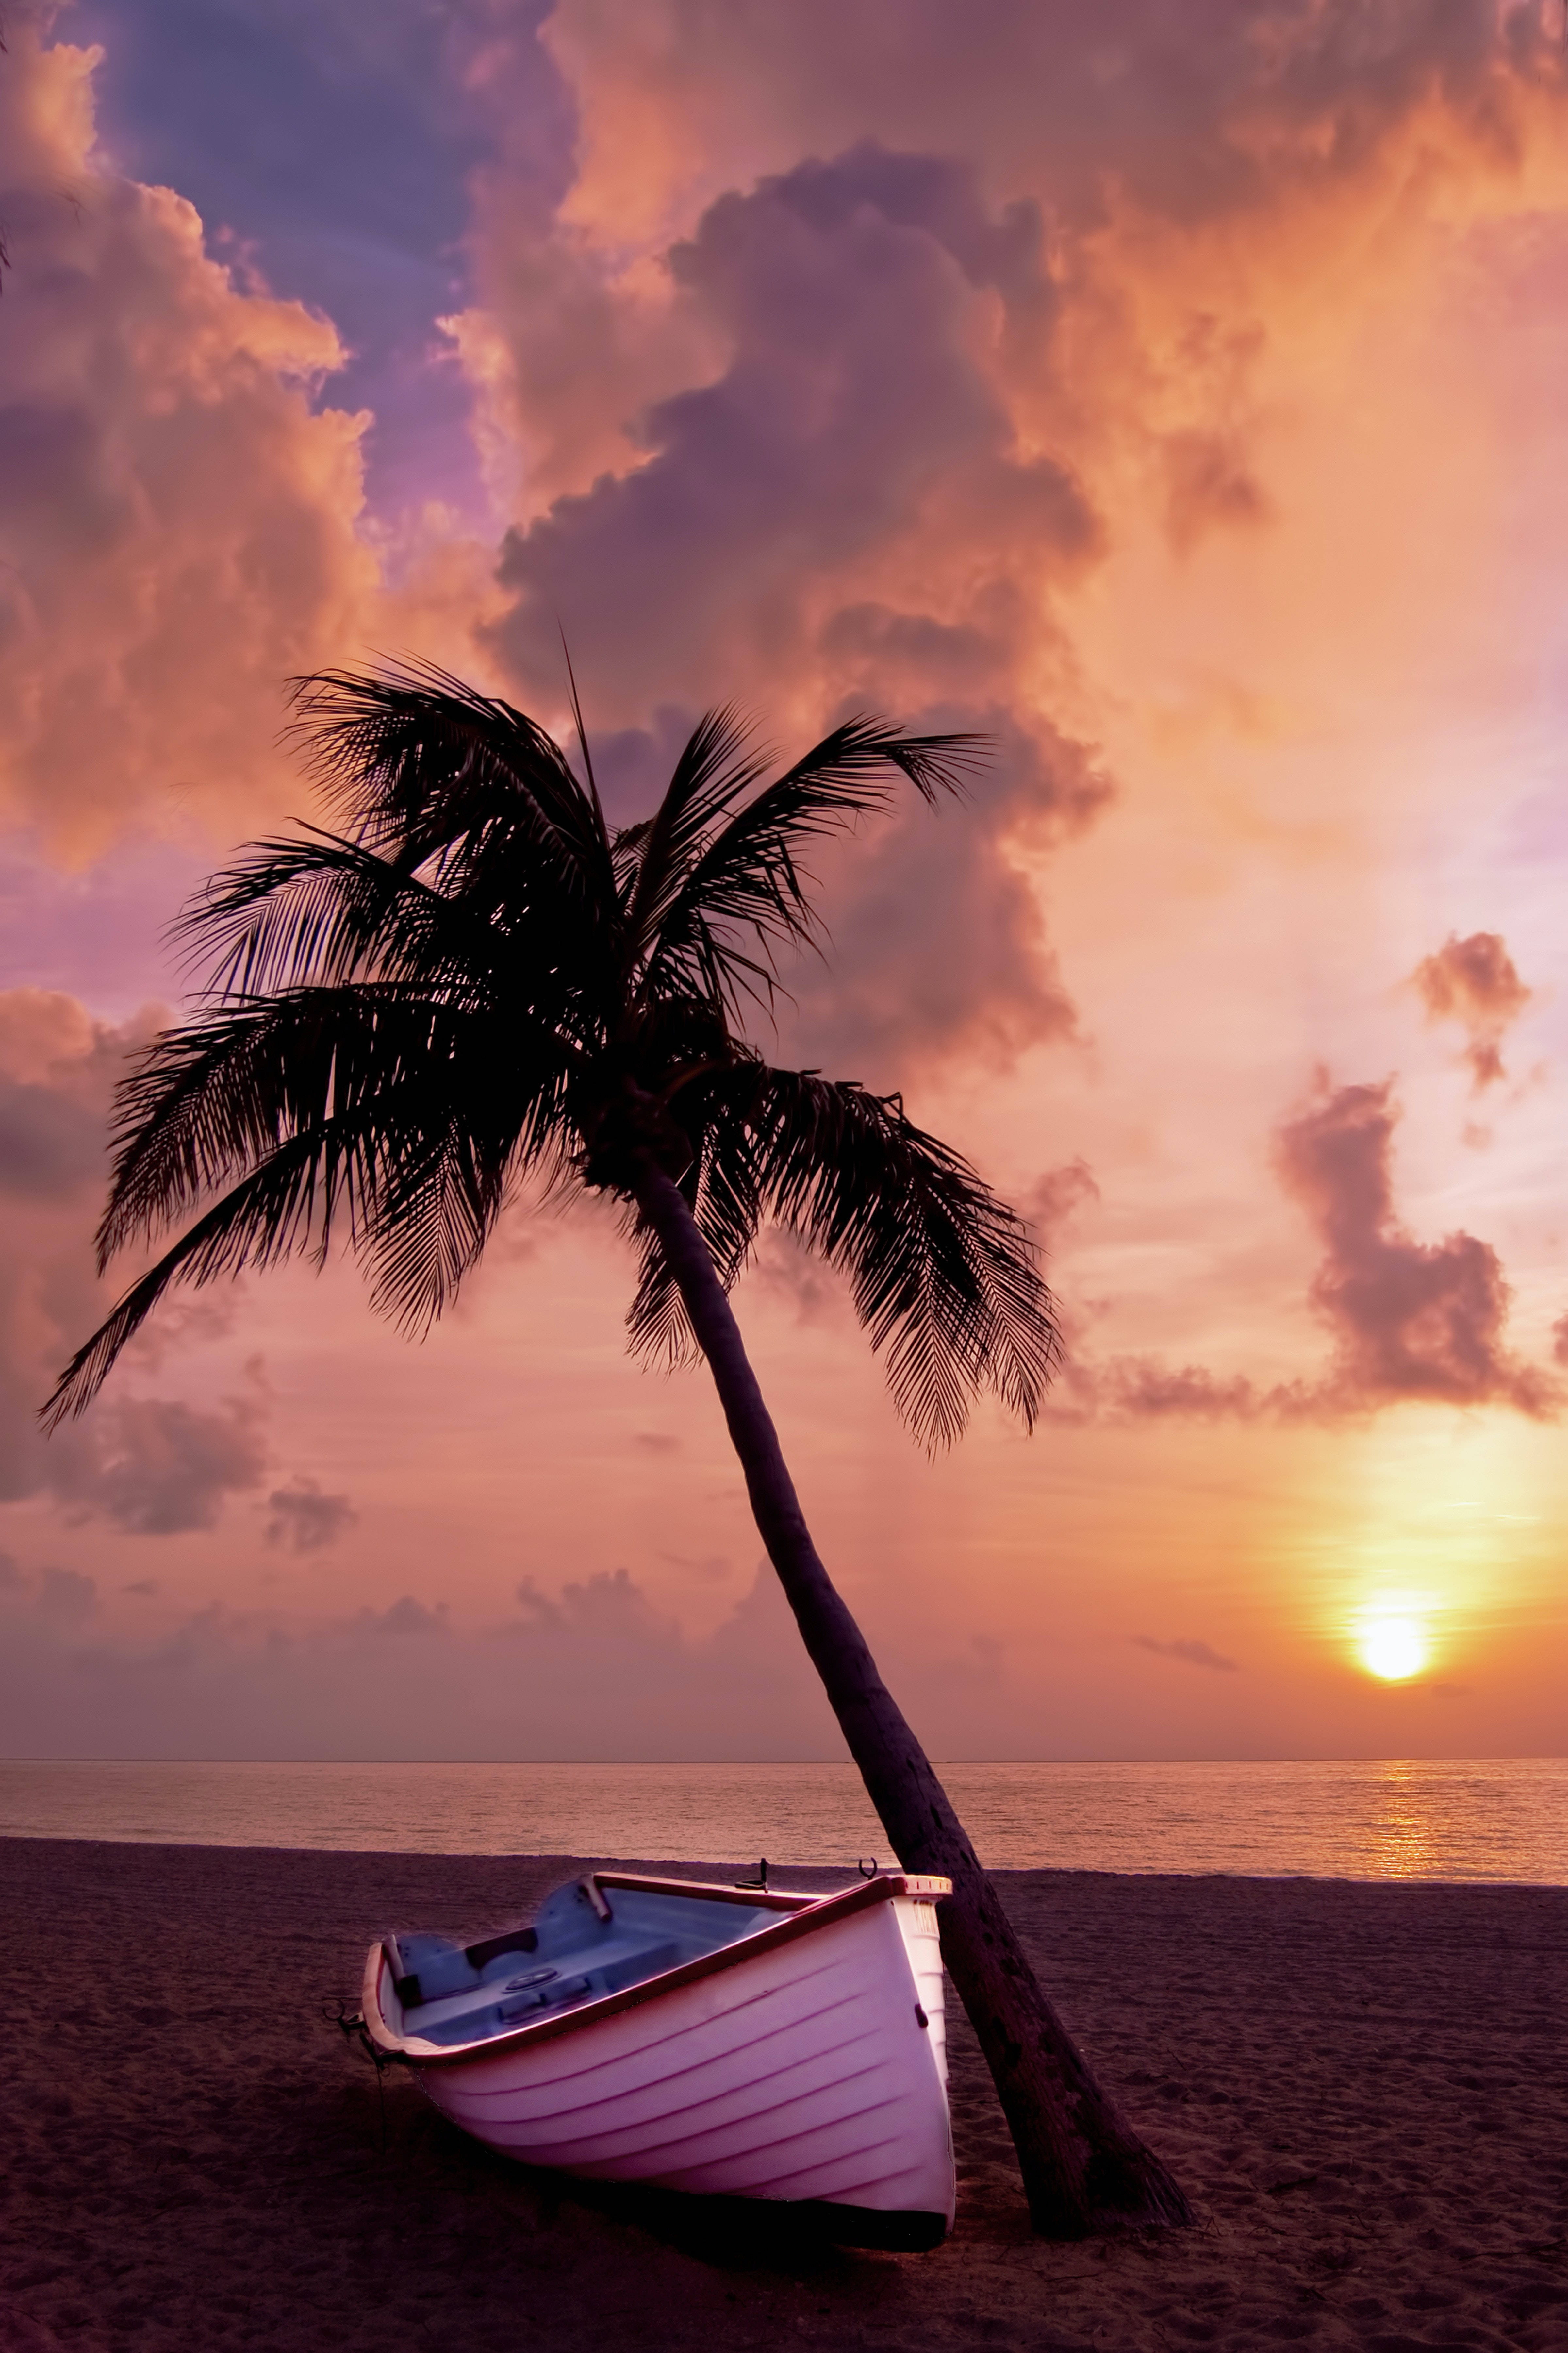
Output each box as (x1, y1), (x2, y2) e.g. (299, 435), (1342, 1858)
(632, 1158), (1192, 2238)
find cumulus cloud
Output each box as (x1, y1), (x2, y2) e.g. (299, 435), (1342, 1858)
(540, 0), (1562, 246)
(1274, 1077), (1556, 1415)
(521, 0), (1568, 603)
(1412, 932), (1532, 1091)
(264, 1478), (357, 1555)
(0, 10), (396, 852)
(776, 713), (1105, 1083)
(487, 143), (1094, 720)
(473, 144), (1113, 1081)
(1133, 1635), (1238, 1672)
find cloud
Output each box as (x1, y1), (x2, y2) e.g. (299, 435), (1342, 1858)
(1162, 427), (1271, 555)
(487, 143), (1093, 715)
(0, 990), (152, 1501)
(775, 710), (1106, 1083)
(264, 1478), (356, 1555)
(1106, 1361), (1272, 1420)
(0, 12), (390, 853)
(748, 1230), (841, 1326)
(0, 1564), (843, 1761)
(1028, 1159), (1100, 1240)
(1411, 932), (1532, 1091)
(50, 1395), (270, 1536)
(1553, 1314), (1568, 1368)
(1133, 1635), (1238, 1672)
(359, 1595), (449, 1636)
(0, 986), (275, 1536)
(1275, 1076), (1557, 1416)
(1041, 1346), (1293, 1426)
(540, 0), (1561, 248)
(476, 143), (1112, 1081)
(1048, 1074), (1558, 1425)
(0, 1068), (108, 1198)
(512, 1566), (673, 1642)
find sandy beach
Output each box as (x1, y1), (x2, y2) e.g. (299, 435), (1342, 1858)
(1, 1839), (1563, 2352)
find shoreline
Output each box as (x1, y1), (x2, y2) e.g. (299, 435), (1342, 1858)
(4, 1838), (1564, 2349)
(4, 1829), (1564, 1893)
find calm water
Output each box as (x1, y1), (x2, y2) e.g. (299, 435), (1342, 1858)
(0, 1757), (1562, 1881)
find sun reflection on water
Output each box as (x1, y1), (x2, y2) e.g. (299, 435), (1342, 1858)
(1366, 1759), (1442, 1879)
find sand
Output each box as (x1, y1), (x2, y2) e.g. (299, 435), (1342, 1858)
(1, 1840), (1564, 2353)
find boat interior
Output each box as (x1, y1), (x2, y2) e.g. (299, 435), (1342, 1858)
(386, 1877), (784, 2047)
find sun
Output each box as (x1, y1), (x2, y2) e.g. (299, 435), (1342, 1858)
(1359, 1617), (1428, 1681)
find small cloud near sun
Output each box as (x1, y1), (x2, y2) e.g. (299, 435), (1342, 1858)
(1132, 1635), (1239, 1672)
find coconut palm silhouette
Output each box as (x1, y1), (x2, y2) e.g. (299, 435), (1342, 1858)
(45, 663), (1189, 2235)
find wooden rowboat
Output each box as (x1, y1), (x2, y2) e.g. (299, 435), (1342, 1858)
(362, 1868), (955, 2247)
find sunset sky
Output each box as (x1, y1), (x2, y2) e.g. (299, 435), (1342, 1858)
(2, 0), (1566, 1763)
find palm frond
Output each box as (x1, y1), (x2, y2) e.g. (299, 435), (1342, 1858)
(47, 986), (579, 1424)
(99, 984), (566, 1258)
(176, 832), (499, 1000)
(45, 1117), (379, 1428)
(640, 718), (986, 1015)
(620, 708), (770, 951)
(629, 1063), (1057, 1449)
(288, 665), (618, 928)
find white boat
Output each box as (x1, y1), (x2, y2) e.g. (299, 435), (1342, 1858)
(361, 1868), (955, 2247)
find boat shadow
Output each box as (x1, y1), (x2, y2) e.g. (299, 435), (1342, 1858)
(430, 2119), (934, 2274)
(547, 2171), (946, 2265)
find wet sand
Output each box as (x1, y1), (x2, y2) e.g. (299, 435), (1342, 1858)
(1, 1838), (1564, 2351)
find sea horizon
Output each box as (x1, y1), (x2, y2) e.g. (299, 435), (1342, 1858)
(3, 1754), (1563, 1884)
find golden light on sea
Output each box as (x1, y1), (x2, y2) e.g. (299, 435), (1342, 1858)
(1358, 1616), (1429, 1682)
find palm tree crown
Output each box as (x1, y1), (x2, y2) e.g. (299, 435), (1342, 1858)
(45, 665), (1057, 1441)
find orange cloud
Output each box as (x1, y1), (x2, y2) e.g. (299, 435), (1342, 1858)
(0, 15), (378, 852)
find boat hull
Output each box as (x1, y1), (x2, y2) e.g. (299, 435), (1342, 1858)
(366, 1882), (953, 2241)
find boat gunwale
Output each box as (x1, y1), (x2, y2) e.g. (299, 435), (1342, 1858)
(361, 1869), (950, 2072)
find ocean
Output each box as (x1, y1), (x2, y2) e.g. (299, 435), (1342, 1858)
(0, 1755), (1562, 1881)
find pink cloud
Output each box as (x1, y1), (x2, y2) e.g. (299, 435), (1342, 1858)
(1048, 1076), (1558, 1425)
(264, 1478), (357, 1556)
(1412, 932), (1532, 1091)
(1274, 1076), (1557, 1416)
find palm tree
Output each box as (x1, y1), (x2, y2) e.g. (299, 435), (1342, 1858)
(44, 664), (1190, 2237)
